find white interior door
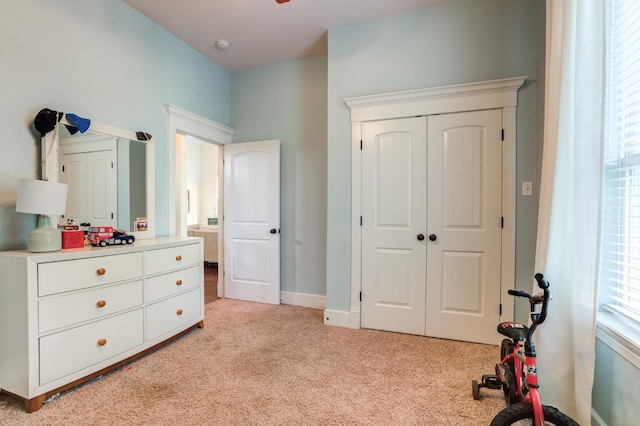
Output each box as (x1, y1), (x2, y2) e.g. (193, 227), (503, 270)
(60, 152), (86, 224)
(60, 149), (116, 228)
(223, 140), (280, 304)
(425, 110), (503, 344)
(360, 110), (503, 344)
(87, 150), (117, 227)
(361, 117), (427, 335)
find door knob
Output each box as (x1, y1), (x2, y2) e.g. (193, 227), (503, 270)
(270, 228), (277, 234)
(429, 234), (437, 242)
(417, 234), (425, 241)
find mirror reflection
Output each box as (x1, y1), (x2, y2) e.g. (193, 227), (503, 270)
(58, 126), (147, 233)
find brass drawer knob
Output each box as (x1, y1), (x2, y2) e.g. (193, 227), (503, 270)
(175, 255), (183, 261)
(176, 280), (183, 286)
(176, 309), (183, 315)
(97, 338), (107, 347)
(96, 268), (106, 276)
(96, 300), (107, 308)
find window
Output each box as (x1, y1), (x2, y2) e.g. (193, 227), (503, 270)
(598, 0), (640, 356)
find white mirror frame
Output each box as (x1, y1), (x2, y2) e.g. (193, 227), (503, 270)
(41, 117), (156, 240)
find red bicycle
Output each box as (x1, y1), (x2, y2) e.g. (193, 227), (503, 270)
(472, 273), (578, 425)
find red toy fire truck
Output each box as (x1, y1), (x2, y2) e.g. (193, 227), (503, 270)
(87, 226), (135, 247)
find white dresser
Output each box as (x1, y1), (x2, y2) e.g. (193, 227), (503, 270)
(0, 237), (204, 412)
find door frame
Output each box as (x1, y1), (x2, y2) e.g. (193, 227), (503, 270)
(343, 76), (527, 330)
(166, 104), (235, 297)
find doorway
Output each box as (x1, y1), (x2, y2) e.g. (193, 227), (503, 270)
(166, 104), (234, 298)
(360, 110), (503, 344)
(341, 77), (526, 342)
(166, 106), (282, 304)
(183, 135), (220, 229)
(182, 134), (221, 304)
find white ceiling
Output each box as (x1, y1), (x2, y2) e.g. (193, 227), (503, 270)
(122, 0), (450, 72)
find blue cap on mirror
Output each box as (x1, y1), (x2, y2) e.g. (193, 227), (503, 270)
(66, 113), (91, 134)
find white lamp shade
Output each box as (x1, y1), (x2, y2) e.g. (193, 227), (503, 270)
(16, 179), (68, 215)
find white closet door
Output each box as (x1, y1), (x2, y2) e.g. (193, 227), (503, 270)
(360, 110), (503, 344)
(425, 109), (503, 344)
(86, 149), (117, 227)
(361, 117), (427, 335)
(60, 153), (87, 224)
(60, 149), (116, 227)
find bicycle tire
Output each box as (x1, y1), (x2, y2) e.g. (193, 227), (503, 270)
(499, 339), (517, 405)
(500, 339), (514, 362)
(471, 380), (480, 400)
(490, 403), (579, 426)
(501, 363), (517, 405)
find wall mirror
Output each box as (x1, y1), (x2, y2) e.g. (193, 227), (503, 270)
(41, 115), (155, 239)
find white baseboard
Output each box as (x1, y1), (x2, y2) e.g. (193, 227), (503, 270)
(591, 408), (607, 426)
(323, 309), (352, 327)
(280, 291), (326, 309)
(323, 308), (362, 329)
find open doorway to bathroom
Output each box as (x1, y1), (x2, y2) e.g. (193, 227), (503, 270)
(182, 134), (220, 304)
(166, 104), (234, 302)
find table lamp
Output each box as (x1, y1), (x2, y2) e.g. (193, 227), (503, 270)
(16, 179), (69, 252)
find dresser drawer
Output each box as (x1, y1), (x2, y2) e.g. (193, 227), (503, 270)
(146, 288), (202, 342)
(39, 309), (144, 385)
(39, 280), (143, 333)
(38, 252), (143, 296)
(145, 265), (201, 303)
(144, 243), (200, 276)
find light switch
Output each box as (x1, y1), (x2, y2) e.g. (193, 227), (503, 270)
(522, 181), (533, 197)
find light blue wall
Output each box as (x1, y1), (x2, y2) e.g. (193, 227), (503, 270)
(326, 0), (540, 311)
(0, 0), (230, 249)
(593, 338), (640, 425)
(1, 1), (635, 423)
(231, 55), (328, 296)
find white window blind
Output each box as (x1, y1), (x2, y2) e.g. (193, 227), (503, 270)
(600, 0), (640, 326)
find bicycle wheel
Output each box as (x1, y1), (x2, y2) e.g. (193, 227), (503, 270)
(490, 403), (579, 426)
(500, 363), (517, 405)
(500, 339), (514, 362)
(499, 339), (517, 405)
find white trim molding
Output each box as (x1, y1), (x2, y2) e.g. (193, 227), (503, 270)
(344, 76), (527, 122)
(165, 104), (234, 144)
(281, 291), (326, 309)
(165, 104), (234, 238)
(597, 312), (640, 370)
(344, 76), (526, 332)
(323, 309), (355, 328)
(591, 408), (607, 426)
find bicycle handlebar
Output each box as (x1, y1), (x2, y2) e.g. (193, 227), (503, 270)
(507, 273), (551, 330)
(534, 273), (550, 289)
(507, 289), (529, 298)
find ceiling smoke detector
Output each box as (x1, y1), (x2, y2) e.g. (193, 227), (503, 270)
(215, 39), (230, 51)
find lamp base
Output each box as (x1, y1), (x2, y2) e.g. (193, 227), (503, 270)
(27, 216), (62, 253)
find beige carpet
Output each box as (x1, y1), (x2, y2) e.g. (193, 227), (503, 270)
(0, 299), (505, 425)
